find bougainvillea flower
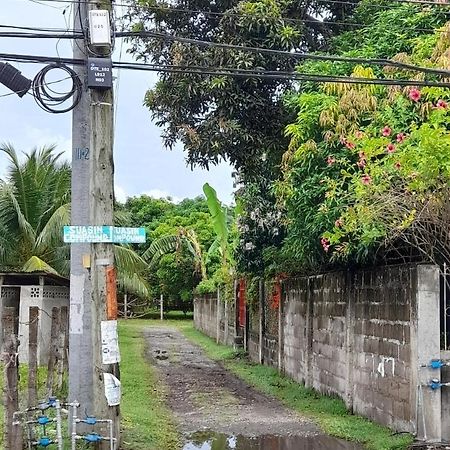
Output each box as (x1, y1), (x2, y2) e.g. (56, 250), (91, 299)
(394, 161), (401, 170)
(335, 219), (343, 228)
(386, 143), (396, 153)
(361, 174), (372, 185)
(358, 151), (366, 158)
(355, 131), (364, 139)
(345, 141), (356, 149)
(327, 156), (336, 166)
(437, 99), (448, 109)
(409, 88), (421, 102)
(396, 133), (406, 143)
(320, 237), (330, 252)
(357, 159), (366, 169)
(381, 126), (392, 137)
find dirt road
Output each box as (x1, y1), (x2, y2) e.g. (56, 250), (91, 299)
(143, 326), (363, 450)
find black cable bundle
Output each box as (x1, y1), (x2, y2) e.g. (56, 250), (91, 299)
(32, 63), (82, 113)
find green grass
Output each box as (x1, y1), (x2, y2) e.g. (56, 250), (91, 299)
(173, 321), (413, 450)
(119, 320), (180, 450)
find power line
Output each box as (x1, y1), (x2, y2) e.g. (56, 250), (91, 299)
(11, 0), (450, 27)
(1, 28), (449, 77)
(0, 51), (449, 87)
(115, 30), (450, 77)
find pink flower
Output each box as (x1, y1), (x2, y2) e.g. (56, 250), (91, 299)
(409, 88), (421, 102)
(345, 141), (356, 150)
(437, 99), (448, 109)
(357, 159), (366, 169)
(320, 237), (330, 252)
(355, 131), (364, 139)
(396, 133), (406, 143)
(394, 161), (401, 170)
(358, 151), (366, 159)
(382, 126), (392, 137)
(327, 156), (336, 166)
(386, 143), (396, 153)
(335, 219), (343, 228)
(361, 174), (372, 185)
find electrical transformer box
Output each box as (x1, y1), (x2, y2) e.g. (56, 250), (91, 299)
(89, 10), (111, 46)
(87, 58), (113, 89)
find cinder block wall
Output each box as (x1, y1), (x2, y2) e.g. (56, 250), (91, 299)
(194, 264), (441, 439)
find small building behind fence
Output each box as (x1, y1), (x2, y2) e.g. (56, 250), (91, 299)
(0, 271), (69, 365)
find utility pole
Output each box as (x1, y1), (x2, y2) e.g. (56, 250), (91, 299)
(70, 1), (120, 445)
(70, 0), (93, 415)
(88, 2), (120, 447)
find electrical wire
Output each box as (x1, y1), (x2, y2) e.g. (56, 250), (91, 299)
(10, 0), (450, 29)
(31, 63), (82, 113)
(0, 52), (448, 87)
(1, 29), (449, 77)
(16, 0), (450, 12)
(0, 75), (71, 98)
(115, 30), (450, 77)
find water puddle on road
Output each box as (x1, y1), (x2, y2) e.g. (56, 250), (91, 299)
(183, 431), (363, 450)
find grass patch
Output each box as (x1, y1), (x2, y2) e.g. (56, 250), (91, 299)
(119, 320), (180, 450)
(170, 321), (413, 450)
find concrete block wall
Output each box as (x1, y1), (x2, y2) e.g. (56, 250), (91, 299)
(193, 295), (235, 347)
(193, 264), (442, 439)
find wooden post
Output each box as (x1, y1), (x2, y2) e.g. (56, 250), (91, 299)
(57, 306), (69, 391)
(216, 288), (220, 344)
(28, 307), (39, 408)
(2, 307), (22, 450)
(123, 292), (128, 319)
(47, 307), (60, 398)
(160, 294), (164, 321)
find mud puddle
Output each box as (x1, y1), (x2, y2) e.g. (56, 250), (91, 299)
(183, 431), (363, 450)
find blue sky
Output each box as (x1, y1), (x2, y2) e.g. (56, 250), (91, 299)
(0, 0), (234, 203)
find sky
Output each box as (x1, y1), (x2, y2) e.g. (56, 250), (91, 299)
(0, 0), (234, 204)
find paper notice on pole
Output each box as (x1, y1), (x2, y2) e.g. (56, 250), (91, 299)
(70, 274), (84, 335)
(101, 320), (120, 364)
(104, 373), (121, 406)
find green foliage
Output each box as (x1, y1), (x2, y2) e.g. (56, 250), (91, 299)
(125, 0), (359, 176)
(277, 6), (450, 270)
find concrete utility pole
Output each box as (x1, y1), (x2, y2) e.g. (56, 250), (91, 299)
(70, 1), (120, 445)
(70, 0), (93, 415)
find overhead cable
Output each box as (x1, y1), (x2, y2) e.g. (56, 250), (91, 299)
(0, 52), (449, 87)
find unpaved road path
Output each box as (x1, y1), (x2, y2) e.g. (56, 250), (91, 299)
(143, 326), (324, 439)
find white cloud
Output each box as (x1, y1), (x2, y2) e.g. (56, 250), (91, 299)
(115, 185), (128, 203)
(141, 189), (182, 204)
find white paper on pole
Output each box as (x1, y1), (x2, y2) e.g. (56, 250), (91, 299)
(69, 274), (84, 335)
(104, 373), (121, 406)
(101, 320), (120, 364)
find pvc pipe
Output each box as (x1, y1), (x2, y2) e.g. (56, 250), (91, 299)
(55, 400), (63, 450)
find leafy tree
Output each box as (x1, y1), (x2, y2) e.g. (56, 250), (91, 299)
(0, 144), (149, 297)
(277, 6), (450, 270)
(0, 144), (71, 274)
(125, 0), (358, 175)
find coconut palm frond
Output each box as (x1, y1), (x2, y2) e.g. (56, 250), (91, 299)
(142, 235), (179, 265)
(35, 203), (70, 253)
(114, 245), (150, 298)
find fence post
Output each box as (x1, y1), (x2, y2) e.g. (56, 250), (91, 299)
(46, 307), (61, 397)
(2, 307), (22, 450)
(28, 307), (39, 408)
(57, 306), (69, 391)
(258, 279), (265, 364)
(216, 288), (220, 344)
(160, 294), (164, 321)
(124, 292), (128, 319)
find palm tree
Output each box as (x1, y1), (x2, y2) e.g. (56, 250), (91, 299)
(0, 144), (149, 297)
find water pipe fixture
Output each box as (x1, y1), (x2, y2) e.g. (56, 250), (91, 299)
(428, 378), (450, 390)
(422, 359), (450, 369)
